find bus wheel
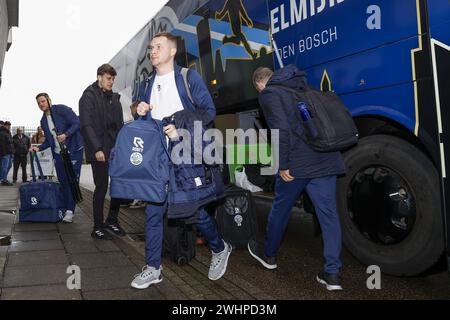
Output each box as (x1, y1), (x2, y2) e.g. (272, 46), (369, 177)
(337, 135), (444, 276)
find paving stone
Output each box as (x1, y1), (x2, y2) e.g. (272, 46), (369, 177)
(64, 241), (100, 254)
(7, 250), (69, 267)
(12, 231), (60, 241)
(94, 240), (121, 252)
(70, 252), (134, 269)
(175, 284), (205, 300)
(0, 257), (6, 278)
(0, 247), (8, 258)
(2, 264), (68, 288)
(60, 233), (92, 242)
(80, 266), (140, 292)
(1, 285), (82, 300)
(9, 240), (64, 253)
(0, 227), (13, 235)
(58, 223), (93, 234)
(0, 213), (16, 223)
(155, 279), (189, 300)
(14, 224), (57, 232)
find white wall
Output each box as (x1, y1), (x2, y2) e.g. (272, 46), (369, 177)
(0, 0), (9, 78)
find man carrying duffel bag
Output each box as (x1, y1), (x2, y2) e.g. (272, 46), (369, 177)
(19, 152), (65, 223)
(32, 93), (84, 224)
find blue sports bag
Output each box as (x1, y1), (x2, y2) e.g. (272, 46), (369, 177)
(109, 117), (171, 203)
(19, 153), (66, 223)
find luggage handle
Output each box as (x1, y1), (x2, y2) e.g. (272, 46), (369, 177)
(30, 151), (45, 182)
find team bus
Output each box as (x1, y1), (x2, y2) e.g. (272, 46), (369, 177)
(109, 0), (450, 276)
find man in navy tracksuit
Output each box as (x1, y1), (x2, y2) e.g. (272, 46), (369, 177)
(33, 93), (84, 224)
(250, 66), (346, 291)
(131, 32), (232, 289)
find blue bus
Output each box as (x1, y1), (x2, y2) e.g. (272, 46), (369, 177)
(110, 0), (450, 276)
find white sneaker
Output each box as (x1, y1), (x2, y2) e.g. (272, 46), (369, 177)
(129, 200), (147, 209)
(63, 211), (74, 223)
(208, 241), (232, 281)
(131, 266), (163, 289)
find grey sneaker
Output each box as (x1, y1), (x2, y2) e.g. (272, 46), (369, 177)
(248, 240), (277, 270)
(131, 266), (163, 289)
(62, 211), (74, 223)
(208, 241), (232, 281)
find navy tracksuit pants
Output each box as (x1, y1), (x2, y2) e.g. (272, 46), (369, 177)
(265, 175), (342, 274)
(53, 150), (83, 213)
(145, 203), (225, 268)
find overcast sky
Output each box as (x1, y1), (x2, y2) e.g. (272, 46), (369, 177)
(0, 0), (168, 128)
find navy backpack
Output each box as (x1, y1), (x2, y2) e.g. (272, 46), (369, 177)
(19, 153), (66, 223)
(109, 117), (171, 203)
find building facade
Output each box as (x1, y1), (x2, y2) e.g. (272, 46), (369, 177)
(0, 0), (19, 88)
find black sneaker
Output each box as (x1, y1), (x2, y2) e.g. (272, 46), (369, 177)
(91, 228), (113, 240)
(1, 180), (13, 186)
(316, 271), (343, 291)
(247, 240), (277, 270)
(105, 223), (126, 237)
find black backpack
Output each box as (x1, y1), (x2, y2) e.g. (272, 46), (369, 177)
(273, 85), (359, 152)
(214, 186), (258, 249)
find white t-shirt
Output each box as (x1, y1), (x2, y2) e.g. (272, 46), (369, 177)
(150, 71), (184, 120)
(46, 115), (61, 154)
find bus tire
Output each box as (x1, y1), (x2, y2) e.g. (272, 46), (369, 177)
(337, 135), (444, 276)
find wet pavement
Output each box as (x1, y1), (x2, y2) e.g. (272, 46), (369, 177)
(1, 172), (450, 300)
(77, 188), (450, 300)
(228, 200), (450, 300)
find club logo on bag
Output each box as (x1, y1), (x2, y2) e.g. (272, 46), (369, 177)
(31, 197), (38, 206)
(130, 137), (144, 166)
(133, 137), (144, 151)
(234, 215), (243, 227)
(130, 152), (143, 166)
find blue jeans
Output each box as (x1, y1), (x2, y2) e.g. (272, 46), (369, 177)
(145, 203), (225, 268)
(265, 175), (342, 274)
(7, 154), (12, 173)
(0, 154), (12, 181)
(53, 150), (83, 213)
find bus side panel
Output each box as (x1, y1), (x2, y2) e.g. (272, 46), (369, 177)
(270, 0), (424, 133)
(269, 0), (420, 69)
(171, 0), (273, 113)
(305, 37), (423, 132)
(428, 0), (450, 254)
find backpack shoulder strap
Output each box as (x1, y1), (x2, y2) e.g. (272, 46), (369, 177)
(181, 68), (194, 105)
(266, 85), (299, 95)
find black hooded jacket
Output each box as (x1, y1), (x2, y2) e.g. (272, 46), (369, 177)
(0, 127), (13, 157)
(259, 65), (346, 179)
(79, 82), (124, 162)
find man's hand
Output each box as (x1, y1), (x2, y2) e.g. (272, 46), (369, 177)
(280, 170), (295, 183)
(95, 151), (106, 163)
(163, 124), (179, 140)
(31, 146), (39, 153)
(57, 134), (67, 144)
(137, 102), (154, 116)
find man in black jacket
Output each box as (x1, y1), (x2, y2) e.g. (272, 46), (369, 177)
(79, 64), (125, 240)
(0, 121), (14, 186)
(12, 127), (31, 183)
